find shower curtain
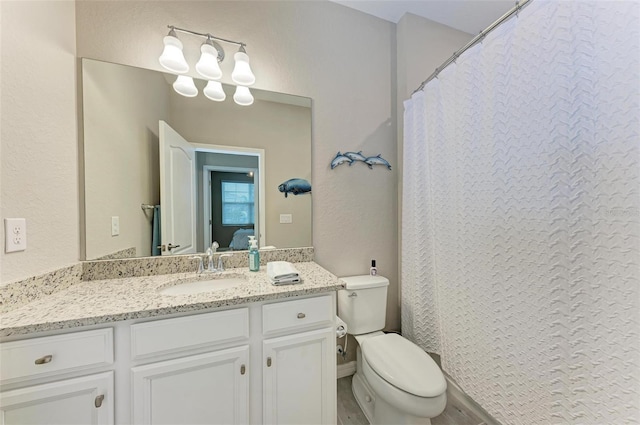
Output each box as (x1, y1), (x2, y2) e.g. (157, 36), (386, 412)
(401, 1), (639, 424)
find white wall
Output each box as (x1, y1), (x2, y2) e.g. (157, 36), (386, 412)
(0, 1), (78, 283)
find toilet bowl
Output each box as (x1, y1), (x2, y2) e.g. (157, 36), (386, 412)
(338, 275), (447, 424)
(359, 333), (446, 423)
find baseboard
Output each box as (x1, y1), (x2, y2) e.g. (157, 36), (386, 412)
(337, 361), (357, 379)
(443, 372), (502, 425)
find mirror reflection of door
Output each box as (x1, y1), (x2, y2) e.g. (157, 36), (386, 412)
(208, 170), (257, 251)
(159, 121), (197, 256)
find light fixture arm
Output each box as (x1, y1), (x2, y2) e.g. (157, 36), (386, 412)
(168, 25), (246, 48)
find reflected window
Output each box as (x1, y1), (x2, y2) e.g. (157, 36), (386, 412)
(221, 181), (255, 225)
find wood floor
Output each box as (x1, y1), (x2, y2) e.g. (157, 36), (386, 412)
(337, 375), (485, 425)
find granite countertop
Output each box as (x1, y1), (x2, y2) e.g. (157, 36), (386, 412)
(0, 262), (344, 338)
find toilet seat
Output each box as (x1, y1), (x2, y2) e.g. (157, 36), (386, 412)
(361, 333), (446, 397)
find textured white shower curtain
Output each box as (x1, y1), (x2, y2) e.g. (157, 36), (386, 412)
(402, 1), (639, 424)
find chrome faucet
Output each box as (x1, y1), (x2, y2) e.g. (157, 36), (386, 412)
(190, 256), (204, 274)
(217, 254), (233, 272)
(205, 248), (216, 272)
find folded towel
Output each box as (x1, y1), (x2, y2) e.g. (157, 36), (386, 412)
(270, 276), (301, 285)
(267, 261), (301, 285)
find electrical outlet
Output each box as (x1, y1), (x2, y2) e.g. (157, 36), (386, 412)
(5, 218), (27, 253)
(279, 214), (293, 224)
(111, 216), (120, 236)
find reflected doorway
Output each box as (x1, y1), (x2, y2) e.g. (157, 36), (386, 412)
(197, 144), (265, 251)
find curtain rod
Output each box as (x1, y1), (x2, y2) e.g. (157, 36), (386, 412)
(412, 0), (532, 95)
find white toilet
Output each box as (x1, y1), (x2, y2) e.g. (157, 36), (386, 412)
(338, 275), (447, 425)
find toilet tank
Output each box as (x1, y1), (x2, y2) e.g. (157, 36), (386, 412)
(338, 275), (389, 335)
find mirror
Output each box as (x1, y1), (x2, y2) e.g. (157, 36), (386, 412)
(81, 58), (312, 260)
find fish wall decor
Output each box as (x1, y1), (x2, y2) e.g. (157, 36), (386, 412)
(330, 151), (392, 170)
(331, 152), (353, 169)
(344, 151), (367, 163)
(278, 178), (311, 198)
(364, 155), (392, 170)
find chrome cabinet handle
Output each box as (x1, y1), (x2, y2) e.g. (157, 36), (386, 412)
(267, 357), (272, 367)
(241, 364), (246, 375)
(95, 394), (105, 408)
(34, 355), (53, 365)
(297, 313), (306, 319)
(348, 292), (358, 297)
(167, 243), (180, 250)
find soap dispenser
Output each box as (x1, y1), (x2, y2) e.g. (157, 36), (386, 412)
(249, 238), (260, 272)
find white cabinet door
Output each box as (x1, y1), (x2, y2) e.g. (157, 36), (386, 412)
(131, 345), (249, 425)
(263, 327), (336, 425)
(0, 372), (114, 425)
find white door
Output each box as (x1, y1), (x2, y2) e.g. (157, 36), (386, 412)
(131, 346), (249, 425)
(263, 327), (336, 425)
(159, 121), (197, 255)
(0, 372), (113, 425)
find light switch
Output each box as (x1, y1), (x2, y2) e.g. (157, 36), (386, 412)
(280, 214), (293, 224)
(111, 216), (120, 236)
(4, 218), (27, 253)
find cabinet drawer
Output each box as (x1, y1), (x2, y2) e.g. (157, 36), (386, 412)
(262, 295), (333, 336)
(0, 328), (113, 385)
(131, 308), (249, 360)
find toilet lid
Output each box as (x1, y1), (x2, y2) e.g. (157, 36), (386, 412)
(361, 333), (446, 397)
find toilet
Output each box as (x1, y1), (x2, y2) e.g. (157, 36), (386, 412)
(338, 275), (447, 425)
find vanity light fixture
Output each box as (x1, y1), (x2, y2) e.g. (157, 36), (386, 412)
(159, 28), (189, 73)
(204, 80), (226, 102)
(232, 46), (256, 86)
(159, 25), (255, 106)
(196, 36), (223, 80)
(233, 85), (254, 106)
(173, 75), (198, 97)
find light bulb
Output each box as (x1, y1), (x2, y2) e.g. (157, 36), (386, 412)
(204, 80), (226, 102)
(159, 31), (189, 74)
(195, 40), (223, 80)
(173, 75), (198, 97)
(233, 85), (254, 106)
(232, 48), (255, 86)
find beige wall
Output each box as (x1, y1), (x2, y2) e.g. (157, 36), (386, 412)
(76, 0), (400, 329)
(1, 1), (78, 283)
(170, 94), (312, 250)
(1, 0), (477, 338)
(82, 59), (170, 260)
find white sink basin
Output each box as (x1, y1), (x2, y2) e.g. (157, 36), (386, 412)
(158, 275), (246, 296)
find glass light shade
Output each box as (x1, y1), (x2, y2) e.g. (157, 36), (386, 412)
(232, 51), (256, 86)
(233, 85), (254, 106)
(159, 35), (189, 74)
(203, 80), (226, 102)
(195, 43), (223, 80)
(173, 75), (198, 97)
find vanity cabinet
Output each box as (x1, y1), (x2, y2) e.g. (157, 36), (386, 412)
(263, 327), (335, 424)
(131, 346), (249, 424)
(0, 329), (115, 425)
(0, 292), (337, 425)
(0, 372), (114, 425)
(262, 295), (336, 424)
(129, 308), (251, 425)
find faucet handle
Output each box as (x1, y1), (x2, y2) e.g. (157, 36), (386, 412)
(211, 241), (219, 254)
(190, 256), (204, 274)
(217, 254), (233, 272)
